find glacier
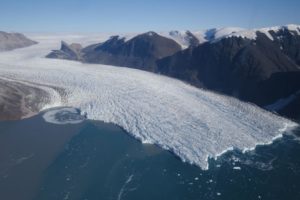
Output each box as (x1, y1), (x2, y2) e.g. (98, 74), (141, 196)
(0, 34), (298, 169)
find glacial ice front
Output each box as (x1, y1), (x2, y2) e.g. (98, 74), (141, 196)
(0, 34), (298, 169)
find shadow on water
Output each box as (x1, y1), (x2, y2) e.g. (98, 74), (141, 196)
(0, 108), (300, 200)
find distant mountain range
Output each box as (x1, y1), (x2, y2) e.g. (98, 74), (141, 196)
(0, 31), (37, 51)
(44, 24), (300, 119)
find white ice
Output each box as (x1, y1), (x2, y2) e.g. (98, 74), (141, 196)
(161, 30), (202, 49)
(221, 24), (300, 41)
(0, 34), (298, 170)
(42, 107), (85, 125)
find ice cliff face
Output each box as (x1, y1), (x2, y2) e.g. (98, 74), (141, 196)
(0, 34), (297, 169)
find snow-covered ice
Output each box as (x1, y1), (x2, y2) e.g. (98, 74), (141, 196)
(217, 24), (300, 41)
(0, 34), (298, 169)
(233, 166), (241, 170)
(161, 30), (202, 49)
(194, 24), (300, 45)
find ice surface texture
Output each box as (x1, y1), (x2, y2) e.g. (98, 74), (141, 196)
(0, 34), (297, 169)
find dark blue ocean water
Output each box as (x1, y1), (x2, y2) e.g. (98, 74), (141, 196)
(1, 110), (300, 200)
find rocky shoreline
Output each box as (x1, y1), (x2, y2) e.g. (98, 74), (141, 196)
(0, 79), (50, 120)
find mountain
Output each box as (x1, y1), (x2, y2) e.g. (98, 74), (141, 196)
(0, 31), (37, 51)
(270, 25), (300, 66)
(157, 25), (300, 118)
(47, 32), (182, 71)
(47, 41), (82, 60)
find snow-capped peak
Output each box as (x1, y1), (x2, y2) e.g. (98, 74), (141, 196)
(284, 24), (300, 33)
(161, 30), (198, 49)
(209, 27), (246, 40)
(191, 27), (253, 44)
(214, 24), (300, 41)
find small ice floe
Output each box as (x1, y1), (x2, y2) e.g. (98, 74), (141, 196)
(12, 154), (35, 165)
(292, 132), (300, 143)
(42, 107), (86, 125)
(233, 166), (241, 170)
(117, 174), (134, 200)
(63, 191), (70, 200)
(217, 192), (222, 196)
(65, 174), (72, 182)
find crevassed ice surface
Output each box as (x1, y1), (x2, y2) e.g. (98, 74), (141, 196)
(0, 34), (298, 169)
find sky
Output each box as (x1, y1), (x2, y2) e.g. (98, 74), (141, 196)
(0, 0), (299, 32)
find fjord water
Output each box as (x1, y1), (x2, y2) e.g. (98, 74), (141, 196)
(0, 110), (300, 200)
